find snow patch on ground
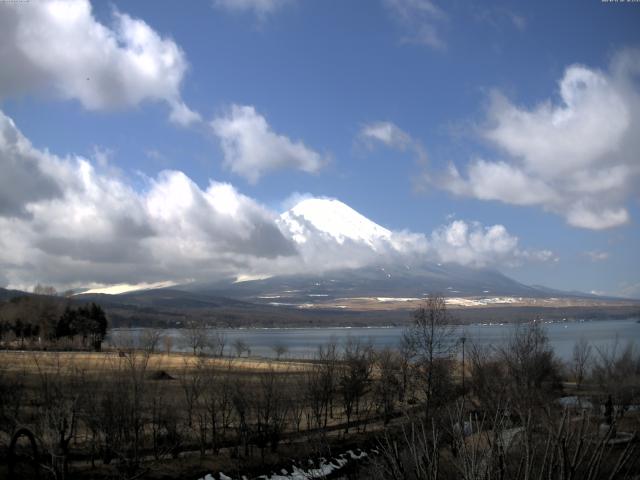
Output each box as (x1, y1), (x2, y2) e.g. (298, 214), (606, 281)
(200, 449), (369, 480)
(446, 297), (520, 307)
(376, 297), (421, 302)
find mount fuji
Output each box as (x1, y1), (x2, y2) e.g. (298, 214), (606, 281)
(279, 197), (395, 249)
(186, 198), (580, 302)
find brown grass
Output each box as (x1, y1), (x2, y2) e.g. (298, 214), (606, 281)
(0, 350), (312, 376)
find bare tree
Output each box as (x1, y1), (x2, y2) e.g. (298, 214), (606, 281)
(287, 378), (306, 433)
(571, 336), (592, 391)
(33, 284), (57, 296)
(164, 334), (173, 355)
(178, 357), (205, 435)
(498, 321), (562, 417)
(374, 347), (402, 425)
(32, 353), (85, 478)
(303, 341), (339, 432)
(181, 319), (209, 356)
(339, 338), (373, 433)
(592, 340), (640, 417)
(405, 295), (456, 419)
(212, 331), (226, 357)
(95, 339), (153, 476)
(272, 343), (288, 361)
(203, 358), (235, 454)
(141, 328), (163, 354)
(252, 367), (289, 460)
(468, 343), (510, 415)
(0, 368), (25, 436)
(232, 338), (250, 358)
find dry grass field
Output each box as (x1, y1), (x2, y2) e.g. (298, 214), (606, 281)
(0, 350), (313, 376)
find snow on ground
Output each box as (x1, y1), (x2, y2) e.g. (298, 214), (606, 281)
(445, 297), (520, 307)
(199, 450), (368, 480)
(80, 281), (179, 295)
(376, 297), (421, 302)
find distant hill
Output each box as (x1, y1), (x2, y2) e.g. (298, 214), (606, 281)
(184, 263), (600, 304)
(0, 287), (31, 301)
(76, 288), (254, 310)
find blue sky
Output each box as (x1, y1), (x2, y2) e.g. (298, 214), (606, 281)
(0, 0), (639, 297)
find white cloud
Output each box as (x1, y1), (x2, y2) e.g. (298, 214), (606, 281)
(168, 100), (202, 127)
(428, 220), (553, 268)
(211, 104), (326, 183)
(360, 121), (413, 150)
(213, 0), (292, 17)
(0, 0), (200, 126)
(0, 110), (554, 290)
(473, 6), (527, 32)
(0, 111), (63, 217)
(585, 250), (609, 262)
(440, 49), (640, 229)
(359, 121), (428, 163)
(383, 0), (447, 50)
(0, 108), (294, 289)
(277, 195), (553, 271)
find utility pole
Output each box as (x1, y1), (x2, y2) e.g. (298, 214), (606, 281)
(460, 335), (466, 396)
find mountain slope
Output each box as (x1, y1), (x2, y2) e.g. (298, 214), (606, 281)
(0, 287), (31, 301)
(194, 263), (550, 303)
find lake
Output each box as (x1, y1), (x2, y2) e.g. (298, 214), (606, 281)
(108, 318), (640, 362)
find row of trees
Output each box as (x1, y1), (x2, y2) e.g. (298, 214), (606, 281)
(0, 287), (108, 349)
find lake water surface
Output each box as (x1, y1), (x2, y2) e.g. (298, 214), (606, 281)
(110, 318), (640, 362)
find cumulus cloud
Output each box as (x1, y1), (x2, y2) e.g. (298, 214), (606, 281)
(428, 220), (554, 268)
(211, 104), (326, 183)
(0, 108), (295, 289)
(441, 49), (640, 229)
(0, 112), (63, 217)
(213, 0), (292, 18)
(0, 0), (200, 126)
(383, 0), (447, 50)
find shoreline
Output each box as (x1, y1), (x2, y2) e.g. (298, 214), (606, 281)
(109, 316), (640, 332)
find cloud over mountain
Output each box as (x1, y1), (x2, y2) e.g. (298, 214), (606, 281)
(0, 108), (295, 289)
(441, 49), (640, 230)
(0, 109), (553, 290)
(0, 0), (199, 126)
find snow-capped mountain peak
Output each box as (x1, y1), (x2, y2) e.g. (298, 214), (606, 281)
(279, 197), (391, 248)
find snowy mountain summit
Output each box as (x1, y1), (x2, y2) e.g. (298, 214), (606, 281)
(279, 198), (392, 249)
